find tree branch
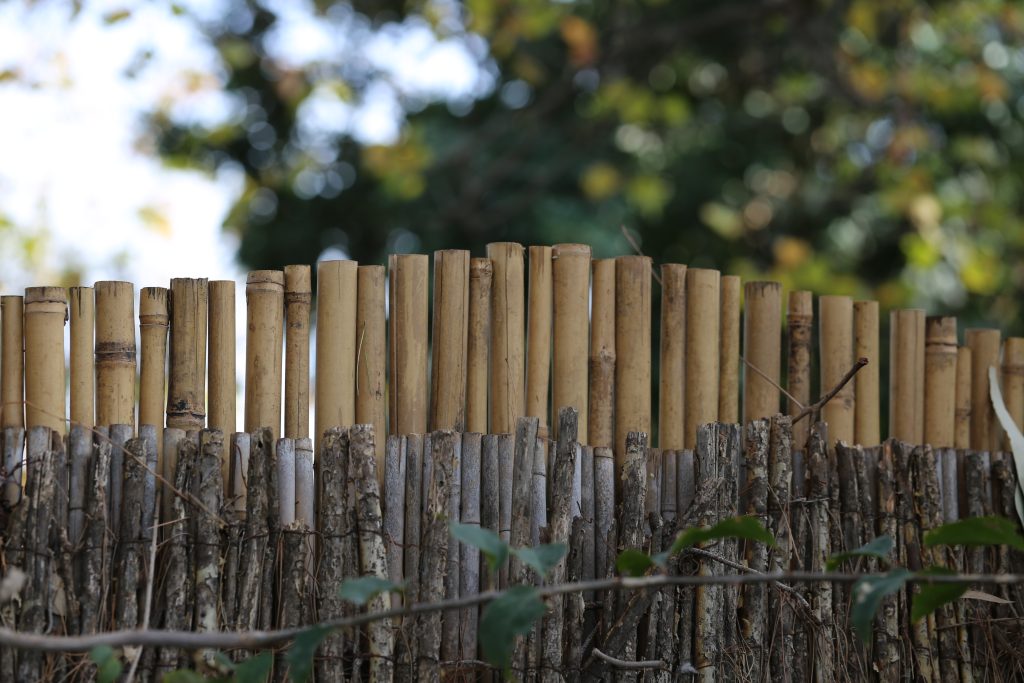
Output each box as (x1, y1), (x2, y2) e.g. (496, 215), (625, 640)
(591, 648), (667, 670)
(793, 357), (868, 425)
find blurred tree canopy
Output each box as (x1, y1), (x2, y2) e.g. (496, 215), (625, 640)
(153, 0), (1024, 328)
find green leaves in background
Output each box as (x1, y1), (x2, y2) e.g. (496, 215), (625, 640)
(616, 548), (658, 577)
(285, 625), (333, 683)
(451, 522), (509, 574)
(479, 585), (547, 673)
(911, 568), (966, 624)
(90, 646), (123, 683)
(668, 516), (776, 556)
(827, 535), (893, 571)
(924, 516), (1024, 551)
(338, 576), (404, 606)
(511, 544), (567, 578)
(851, 569), (912, 644)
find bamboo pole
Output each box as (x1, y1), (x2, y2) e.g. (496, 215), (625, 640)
(139, 287), (168, 486)
(526, 246), (552, 437)
(356, 265), (387, 480)
(589, 258), (616, 448)
(208, 280), (234, 484)
(69, 286), (94, 429)
(719, 275), (741, 424)
(285, 265), (312, 440)
(659, 264), (686, 450)
(889, 309), (925, 444)
(388, 254), (428, 436)
(1, 296), (24, 429)
(966, 328), (1002, 452)
(244, 271), (284, 439)
(685, 268), (720, 450)
(1003, 338), (1024, 448)
(955, 347), (972, 450)
(925, 316), (958, 448)
(854, 300), (880, 446)
(317, 260), (358, 446)
(820, 295), (855, 445)
(95, 281), (136, 429)
(787, 291), (813, 448)
(552, 244), (591, 442)
(430, 250), (470, 432)
(487, 243), (526, 435)
(615, 255), (651, 468)
(166, 278), (207, 431)
(467, 258), (492, 435)
(743, 281), (781, 423)
(24, 287), (66, 433)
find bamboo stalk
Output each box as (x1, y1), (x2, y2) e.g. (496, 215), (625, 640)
(69, 286), (95, 429)
(853, 300), (880, 446)
(889, 309), (925, 444)
(955, 346), (972, 450)
(685, 269), (720, 450)
(284, 265), (312, 440)
(244, 270), (284, 439)
(660, 264), (686, 450)
(526, 246), (552, 436)
(208, 280), (235, 485)
(24, 287), (66, 433)
(719, 275), (741, 424)
(925, 316), (958, 448)
(1, 296), (24, 429)
(167, 278), (207, 432)
(356, 265), (387, 480)
(615, 256), (651, 470)
(139, 287), (168, 473)
(488, 242), (526, 435)
(317, 260), (358, 448)
(743, 282), (781, 423)
(589, 258), (616, 449)
(430, 250), (470, 432)
(787, 291), (813, 448)
(467, 258), (492, 434)
(95, 281), (136, 429)
(460, 432), (482, 661)
(966, 328), (1001, 452)
(553, 244), (591, 443)
(1002, 337), (1024, 449)
(819, 295), (855, 445)
(388, 254), (429, 436)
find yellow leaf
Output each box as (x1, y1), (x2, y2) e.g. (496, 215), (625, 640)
(579, 162), (621, 200)
(559, 15), (598, 67)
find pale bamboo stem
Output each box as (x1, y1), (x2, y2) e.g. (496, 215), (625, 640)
(925, 316), (958, 448)
(430, 250), (470, 432)
(889, 309), (925, 444)
(588, 259), (616, 448)
(526, 246), (552, 435)
(316, 260), (358, 447)
(552, 244), (590, 442)
(467, 258), (492, 434)
(718, 275), (741, 424)
(166, 278), (208, 431)
(284, 265), (312, 440)
(388, 254), (428, 436)
(487, 242), (526, 435)
(24, 287), (66, 433)
(615, 255), (651, 471)
(743, 281), (781, 423)
(244, 270), (284, 440)
(95, 281), (136, 429)
(356, 265), (387, 481)
(659, 264), (686, 450)
(69, 286), (95, 429)
(853, 300), (880, 445)
(685, 269), (720, 450)
(1, 296), (24, 429)
(966, 328), (1002, 451)
(786, 291), (813, 448)
(820, 295), (855, 444)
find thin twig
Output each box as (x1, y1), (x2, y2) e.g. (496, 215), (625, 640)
(741, 354), (805, 411)
(619, 225), (662, 286)
(793, 357), (868, 425)
(592, 648), (667, 670)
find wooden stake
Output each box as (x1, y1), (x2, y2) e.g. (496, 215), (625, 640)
(284, 265), (312, 440)
(95, 281), (136, 429)
(787, 291), (813, 448)
(487, 242), (526, 435)
(69, 287), (95, 429)
(1, 296), (24, 429)
(819, 295), (855, 445)
(966, 328), (1002, 452)
(467, 258), (492, 435)
(955, 346), (972, 450)
(24, 287), (66, 433)
(430, 250), (470, 431)
(317, 260), (358, 446)
(388, 254), (428, 436)
(207, 280), (234, 484)
(685, 268), (720, 450)
(925, 316), (958, 448)
(659, 264), (686, 450)
(888, 309), (925, 444)
(615, 255), (651, 468)
(1002, 337), (1024, 449)
(526, 246), (552, 436)
(244, 271), (284, 439)
(589, 258), (616, 448)
(853, 300), (880, 446)
(166, 278), (208, 432)
(719, 275), (741, 424)
(743, 281), (781, 423)
(356, 265), (387, 480)
(552, 244), (591, 442)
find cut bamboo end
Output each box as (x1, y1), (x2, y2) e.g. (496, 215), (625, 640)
(786, 291), (813, 448)
(954, 346), (972, 450)
(614, 255), (652, 469)
(1, 296), (24, 429)
(853, 300), (880, 446)
(1002, 337), (1024, 449)
(486, 242), (525, 435)
(95, 281), (136, 429)
(388, 254), (428, 436)
(244, 270), (285, 441)
(24, 286), (67, 434)
(139, 287), (169, 472)
(965, 328), (1001, 452)
(316, 259), (358, 447)
(430, 250), (470, 432)
(284, 265), (312, 440)
(552, 243), (590, 443)
(924, 316), (958, 448)
(69, 286), (95, 429)
(659, 264), (686, 450)
(889, 308), (925, 444)
(207, 280), (235, 482)
(356, 265), (387, 481)
(685, 268), (720, 450)
(588, 258), (616, 449)
(526, 246), (552, 436)
(742, 281), (781, 424)
(819, 295), (855, 445)
(467, 258), (492, 435)
(718, 275), (741, 424)
(167, 278), (208, 431)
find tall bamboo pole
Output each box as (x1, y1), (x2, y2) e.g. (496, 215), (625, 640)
(139, 287), (169, 472)
(954, 347), (972, 450)
(95, 281), (136, 429)
(743, 281), (781, 423)
(388, 254), (428, 436)
(889, 309), (925, 444)
(317, 259), (358, 446)
(614, 256), (651, 467)
(684, 268), (720, 450)
(588, 259), (615, 448)
(1003, 337), (1024, 447)
(467, 258), (492, 434)
(853, 300), (880, 445)
(24, 287), (66, 433)
(659, 264), (686, 450)
(966, 328), (1002, 452)
(284, 265), (312, 440)
(719, 275), (741, 424)
(208, 280), (235, 482)
(430, 250), (470, 432)
(1, 296), (24, 429)
(69, 286), (94, 429)
(244, 271), (284, 440)
(787, 291), (813, 448)
(552, 243), (590, 442)
(166, 278), (208, 432)
(526, 246), (552, 437)
(924, 316), (958, 448)
(819, 295), (854, 444)
(487, 243), (525, 435)
(356, 265), (387, 479)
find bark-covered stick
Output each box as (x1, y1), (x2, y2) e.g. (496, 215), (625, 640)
(194, 430), (224, 668)
(616, 430), (648, 678)
(1, 426), (23, 511)
(418, 429), (455, 680)
(806, 423), (834, 681)
(108, 424), (133, 538)
(531, 435), (547, 547)
(694, 424), (721, 683)
(497, 432), (515, 588)
(767, 415), (795, 679)
(259, 430), (280, 633)
(509, 417), (539, 672)
(460, 432), (482, 661)
(383, 435), (406, 606)
(235, 429), (271, 633)
(276, 437), (296, 526)
(741, 419), (770, 680)
(441, 432), (463, 664)
(228, 432), (250, 519)
(480, 434), (500, 590)
(314, 428), (349, 683)
(114, 435), (147, 678)
(68, 424), (90, 548)
(79, 433), (112, 635)
(580, 445), (596, 582)
(593, 446), (615, 588)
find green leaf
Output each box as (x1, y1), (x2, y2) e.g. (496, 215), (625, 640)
(90, 646), (123, 683)
(479, 586), (547, 672)
(511, 543), (567, 577)
(285, 625), (333, 683)
(911, 568), (967, 624)
(338, 576), (404, 606)
(923, 516), (1024, 551)
(669, 516), (776, 556)
(451, 522), (509, 574)
(161, 672), (206, 683)
(826, 535), (894, 571)
(233, 652), (273, 683)
(851, 569), (911, 644)
(616, 549), (656, 577)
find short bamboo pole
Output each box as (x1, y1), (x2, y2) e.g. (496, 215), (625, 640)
(743, 281), (781, 423)
(24, 287), (66, 433)
(244, 271), (284, 440)
(430, 250), (470, 432)
(1, 296), (24, 429)
(388, 254), (428, 436)
(685, 268), (720, 450)
(966, 328), (1002, 452)
(284, 265), (312, 440)
(889, 309), (925, 444)
(487, 242), (526, 435)
(925, 316), (958, 448)
(467, 258), (492, 434)
(659, 264), (686, 450)
(615, 255), (651, 469)
(317, 260), (358, 446)
(208, 280), (235, 481)
(526, 246), (552, 437)
(588, 259), (615, 448)
(955, 347), (972, 450)
(1003, 337), (1024, 447)
(69, 286), (94, 429)
(819, 295), (855, 444)
(853, 300), (880, 446)
(552, 244), (591, 442)
(139, 287), (169, 475)
(719, 275), (741, 424)
(787, 291), (813, 448)
(356, 265), (387, 481)
(95, 281), (136, 429)
(166, 278), (208, 431)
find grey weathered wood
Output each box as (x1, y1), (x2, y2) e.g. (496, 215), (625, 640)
(806, 423), (834, 683)
(509, 417), (539, 674)
(395, 433), (422, 679)
(235, 429), (271, 633)
(383, 434), (406, 604)
(259, 430), (280, 633)
(693, 424), (721, 683)
(68, 424), (90, 550)
(564, 516), (586, 681)
(593, 446), (615, 587)
(294, 437), (315, 529)
(108, 423), (133, 537)
(937, 447), (959, 523)
(531, 435), (547, 548)
(314, 428), (349, 683)
(480, 434), (500, 591)
(418, 429), (456, 681)
(156, 434), (193, 674)
(114, 436), (147, 632)
(497, 431), (515, 588)
(276, 437), (296, 526)
(229, 431), (251, 518)
(873, 441), (900, 683)
(194, 430), (224, 668)
(441, 432), (463, 666)
(459, 432), (482, 662)
(615, 431), (648, 682)
(1, 426), (23, 511)
(0, 427), (26, 683)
